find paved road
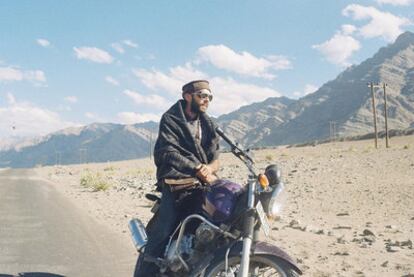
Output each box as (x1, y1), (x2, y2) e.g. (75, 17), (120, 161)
(0, 169), (135, 277)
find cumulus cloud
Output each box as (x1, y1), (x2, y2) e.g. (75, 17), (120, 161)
(208, 77), (281, 116)
(0, 93), (75, 138)
(123, 89), (170, 110)
(24, 70), (47, 83)
(341, 24), (357, 35)
(376, 0), (414, 5)
(105, 76), (120, 86)
(133, 63), (208, 94)
(6, 92), (16, 105)
(64, 96), (78, 103)
(343, 4), (412, 41)
(0, 67), (46, 84)
(196, 44), (291, 79)
(313, 32), (361, 66)
(73, 46), (114, 64)
(123, 40), (138, 48)
(84, 112), (107, 122)
(117, 112), (160, 124)
(111, 43), (125, 54)
(36, 38), (50, 47)
(0, 67), (23, 81)
(293, 84), (319, 98)
(134, 62), (282, 115)
(111, 40), (138, 54)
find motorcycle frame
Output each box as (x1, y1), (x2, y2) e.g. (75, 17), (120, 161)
(167, 214), (238, 272)
(238, 169), (257, 277)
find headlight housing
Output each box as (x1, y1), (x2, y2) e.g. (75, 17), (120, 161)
(259, 182), (285, 218)
(260, 164), (285, 218)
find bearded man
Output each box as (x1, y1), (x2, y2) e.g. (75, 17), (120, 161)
(134, 80), (220, 276)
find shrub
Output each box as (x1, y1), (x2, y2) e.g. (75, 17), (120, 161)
(265, 154), (273, 162)
(103, 166), (115, 171)
(80, 171), (111, 191)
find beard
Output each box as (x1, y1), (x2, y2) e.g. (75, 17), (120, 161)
(191, 96), (203, 114)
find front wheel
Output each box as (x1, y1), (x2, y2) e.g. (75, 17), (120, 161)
(204, 254), (299, 277)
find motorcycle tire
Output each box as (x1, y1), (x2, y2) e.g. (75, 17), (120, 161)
(203, 254), (300, 277)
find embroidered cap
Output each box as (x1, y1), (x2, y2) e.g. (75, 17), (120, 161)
(182, 80), (211, 94)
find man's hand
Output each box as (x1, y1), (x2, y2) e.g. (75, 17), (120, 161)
(196, 164), (218, 184)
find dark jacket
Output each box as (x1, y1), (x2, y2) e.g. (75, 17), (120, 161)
(154, 100), (220, 183)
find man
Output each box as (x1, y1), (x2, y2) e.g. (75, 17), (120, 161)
(134, 80), (220, 276)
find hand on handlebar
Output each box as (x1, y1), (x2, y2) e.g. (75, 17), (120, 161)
(196, 164), (218, 184)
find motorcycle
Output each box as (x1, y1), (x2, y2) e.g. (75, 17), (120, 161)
(129, 127), (302, 276)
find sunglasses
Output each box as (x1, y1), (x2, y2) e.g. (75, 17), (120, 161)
(193, 89), (213, 102)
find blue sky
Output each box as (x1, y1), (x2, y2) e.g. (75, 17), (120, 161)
(0, 0), (413, 140)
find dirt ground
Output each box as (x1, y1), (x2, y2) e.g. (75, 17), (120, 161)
(34, 135), (414, 277)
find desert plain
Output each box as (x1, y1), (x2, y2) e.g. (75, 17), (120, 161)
(34, 135), (414, 277)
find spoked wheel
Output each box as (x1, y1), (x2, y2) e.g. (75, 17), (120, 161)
(204, 255), (299, 277)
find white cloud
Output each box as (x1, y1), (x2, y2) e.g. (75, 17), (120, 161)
(105, 76), (120, 86)
(0, 93), (75, 138)
(341, 24), (357, 35)
(293, 84), (319, 98)
(304, 84), (319, 95)
(123, 89), (170, 110)
(133, 63), (208, 94)
(0, 67), (46, 84)
(376, 0), (414, 5)
(343, 4), (412, 41)
(313, 33), (361, 66)
(111, 43), (125, 54)
(197, 44), (291, 79)
(24, 70), (46, 83)
(117, 112), (160, 124)
(134, 62), (282, 115)
(73, 46), (114, 64)
(64, 96), (78, 103)
(0, 67), (23, 81)
(123, 40), (138, 48)
(36, 38), (50, 47)
(111, 40), (138, 54)
(208, 77), (282, 116)
(6, 92), (16, 105)
(84, 112), (106, 122)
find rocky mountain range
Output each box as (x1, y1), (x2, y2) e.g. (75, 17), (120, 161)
(222, 31), (414, 146)
(1, 31), (414, 168)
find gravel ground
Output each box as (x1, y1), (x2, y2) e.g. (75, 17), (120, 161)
(35, 135), (414, 277)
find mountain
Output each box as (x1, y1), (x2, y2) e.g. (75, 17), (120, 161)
(2, 31), (414, 167)
(0, 122), (158, 168)
(219, 31), (414, 146)
(217, 96), (296, 145)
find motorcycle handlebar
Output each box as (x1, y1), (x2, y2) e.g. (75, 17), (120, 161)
(215, 126), (254, 165)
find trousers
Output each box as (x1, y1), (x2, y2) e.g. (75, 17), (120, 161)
(134, 184), (203, 276)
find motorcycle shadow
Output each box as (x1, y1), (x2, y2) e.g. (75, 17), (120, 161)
(0, 273), (65, 277)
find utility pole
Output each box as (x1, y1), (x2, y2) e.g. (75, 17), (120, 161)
(368, 82), (379, 149)
(382, 83), (390, 148)
(329, 121), (337, 142)
(79, 148), (87, 164)
(55, 151), (61, 166)
(149, 132), (152, 160)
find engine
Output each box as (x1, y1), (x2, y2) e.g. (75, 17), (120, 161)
(194, 222), (216, 250)
(164, 222), (217, 273)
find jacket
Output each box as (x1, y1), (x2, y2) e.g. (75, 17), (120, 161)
(154, 100), (220, 183)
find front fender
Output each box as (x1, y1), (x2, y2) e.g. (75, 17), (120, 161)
(215, 240), (302, 275)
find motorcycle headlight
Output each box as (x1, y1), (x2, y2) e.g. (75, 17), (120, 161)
(260, 182), (285, 219)
(267, 182), (285, 218)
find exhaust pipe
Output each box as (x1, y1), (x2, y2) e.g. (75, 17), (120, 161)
(129, 219), (148, 251)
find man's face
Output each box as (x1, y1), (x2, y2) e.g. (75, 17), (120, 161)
(189, 90), (212, 114)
